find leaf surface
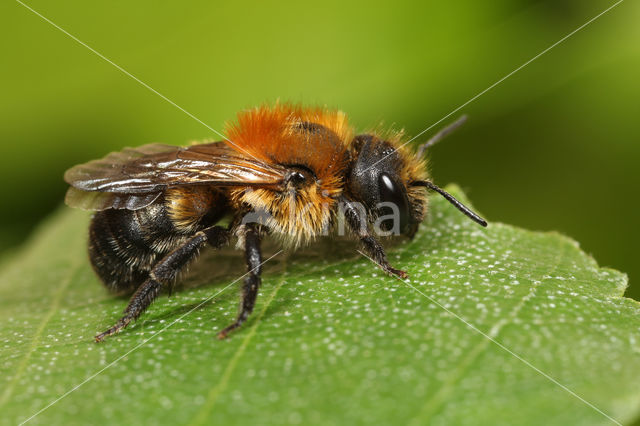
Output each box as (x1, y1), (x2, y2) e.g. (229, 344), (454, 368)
(0, 186), (638, 426)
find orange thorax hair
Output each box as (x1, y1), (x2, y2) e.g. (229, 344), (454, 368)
(225, 104), (354, 246)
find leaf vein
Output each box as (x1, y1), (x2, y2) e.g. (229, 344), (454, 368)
(411, 240), (567, 423)
(0, 258), (83, 408)
(188, 263), (289, 425)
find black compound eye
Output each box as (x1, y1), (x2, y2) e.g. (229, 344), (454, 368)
(378, 173), (410, 232)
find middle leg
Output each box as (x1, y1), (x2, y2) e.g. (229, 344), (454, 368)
(217, 223), (262, 339)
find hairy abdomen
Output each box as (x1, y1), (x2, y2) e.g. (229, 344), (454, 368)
(89, 188), (229, 292)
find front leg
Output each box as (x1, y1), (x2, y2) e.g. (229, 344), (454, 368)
(217, 223), (262, 339)
(341, 196), (408, 279)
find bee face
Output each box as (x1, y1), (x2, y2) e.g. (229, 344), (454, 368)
(348, 134), (427, 236)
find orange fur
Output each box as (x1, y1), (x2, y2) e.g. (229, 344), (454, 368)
(225, 103), (352, 184)
(165, 186), (224, 232)
(223, 103), (428, 246)
(225, 103), (355, 246)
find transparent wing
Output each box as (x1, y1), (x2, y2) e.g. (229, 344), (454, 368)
(64, 187), (162, 211)
(64, 141), (287, 194)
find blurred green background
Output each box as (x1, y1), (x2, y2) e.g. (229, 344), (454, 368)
(1, 1), (638, 297)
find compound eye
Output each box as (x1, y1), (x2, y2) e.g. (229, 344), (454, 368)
(378, 173), (410, 232)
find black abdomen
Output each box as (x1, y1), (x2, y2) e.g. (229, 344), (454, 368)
(88, 200), (180, 292)
(89, 187), (230, 293)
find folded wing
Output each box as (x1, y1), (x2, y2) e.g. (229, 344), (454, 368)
(64, 142), (287, 211)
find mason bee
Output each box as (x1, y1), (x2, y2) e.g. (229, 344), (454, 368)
(64, 103), (486, 341)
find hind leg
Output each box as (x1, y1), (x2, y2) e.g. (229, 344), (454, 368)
(95, 226), (229, 342)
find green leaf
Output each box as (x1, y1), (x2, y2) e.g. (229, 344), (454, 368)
(1, 185), (638, 425)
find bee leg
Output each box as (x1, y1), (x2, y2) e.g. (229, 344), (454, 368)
(341, 197), (408, 279)
(95, 226), (230, 342)
(217, 224), (262, 339)
(359, 236), (408, 279)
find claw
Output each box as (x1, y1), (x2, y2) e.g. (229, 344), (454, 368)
(217, 323), (239, 340)
(95, 328), (115, 343)
(383, 265), (408, 279)
(391, 268), (408, 279)
(94, 317), (131, 342)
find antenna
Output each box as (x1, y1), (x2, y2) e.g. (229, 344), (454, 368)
(412, 180), (487, 227)
(416, 115), (468, 158)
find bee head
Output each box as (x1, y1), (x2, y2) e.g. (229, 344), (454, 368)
(347, 135), (424, 237)
(347, 130), (487, 238)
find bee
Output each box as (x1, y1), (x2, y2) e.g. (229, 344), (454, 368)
(64, 103), (486, 342)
